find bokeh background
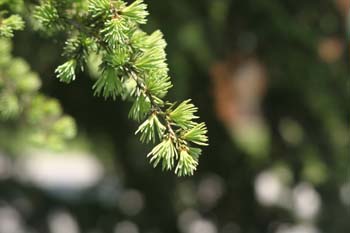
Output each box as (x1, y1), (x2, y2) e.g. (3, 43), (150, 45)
(1, 0), (350, 233)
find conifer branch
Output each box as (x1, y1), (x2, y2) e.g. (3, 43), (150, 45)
(33, 0), (209, 176)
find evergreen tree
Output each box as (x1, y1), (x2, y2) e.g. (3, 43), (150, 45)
(0, 0), (349, 232)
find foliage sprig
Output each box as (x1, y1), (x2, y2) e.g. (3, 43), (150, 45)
(33, 0), (208, 176)
(0, 13), (24, 38)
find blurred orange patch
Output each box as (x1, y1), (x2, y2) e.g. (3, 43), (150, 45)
(318, 37), (344, 63)
(210, 55), (267, 128)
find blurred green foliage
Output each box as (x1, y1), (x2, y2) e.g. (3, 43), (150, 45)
(0, 37), (76, 152)
(0, 0), (76, 152)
